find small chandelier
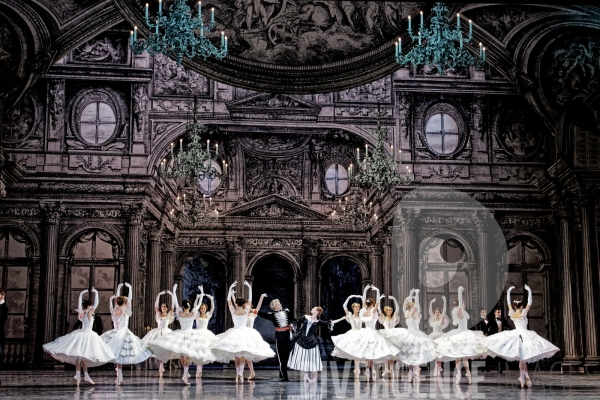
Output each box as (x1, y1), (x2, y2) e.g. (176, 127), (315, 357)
(161, 97), (227, 226)
(130, 0), (228, 65)
(395, 3), (485, 75)
(350, 106), (411, 190)
(330, 192), (378, 231)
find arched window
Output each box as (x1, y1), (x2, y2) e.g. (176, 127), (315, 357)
(79, 102), (117, 145)
(69, 230), (119, 333)
(324, 163), (349, 197)
(0, 229), (32, 339)
(425, 113), (460, 154)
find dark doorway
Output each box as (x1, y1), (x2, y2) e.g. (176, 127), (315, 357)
(183, 255), (226, 334)
(251, 254), (295, 343)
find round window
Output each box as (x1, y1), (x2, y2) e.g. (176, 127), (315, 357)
(425, 113), (460, 154)
(79, 102), (117, 145)
(325, 164), (349, 196)
(197, 160), (222, 195)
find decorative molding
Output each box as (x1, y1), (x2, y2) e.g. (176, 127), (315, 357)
(227, 94), (320, 121)
(225, 194), (327, 220)
(153, 53), (209, 97)
(48, 79), (65, 139)
(132, 84), (149, 140)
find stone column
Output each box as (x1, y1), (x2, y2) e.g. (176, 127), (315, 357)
(146, 225), (162, 328)
(382, 229), (392, 299)
(476, 212), (492, 313)
(557, 202), (584, 366)
(579, 199), (600, 365)
(37, 205), (61, 361)
(227, 238), (244, 295)
(161, 237), (176, 294)
(369, 242), (384, 293)
(303, 239), (320, 310)
(401, 209), (419, 298)
(126, 205), (144, 336)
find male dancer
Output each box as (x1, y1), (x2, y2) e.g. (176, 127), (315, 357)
(488, 308), (513, 373)
(257, 294), (295, 381)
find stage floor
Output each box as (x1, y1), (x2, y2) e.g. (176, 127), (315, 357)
(0, 366), (599, 399)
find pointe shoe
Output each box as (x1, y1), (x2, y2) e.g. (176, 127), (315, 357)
(354, 368), (360, 378)
(196, 371), (202, 379)
(159, 365), (165, 378)
(372, 367), (377, 381)
(364, 368), (371, 382)
(466, 371), (471, 384)
(415, 368), (421, 383)
(526, 376), (531, 388)
(248, 371), (255, 380)
(408, 369), (413, 383)
(237, 374), (244, 383)
(382, 369), (390, 378)
(518, 377), (524, 388)
(391, 370), (395, 380)
(304, 373), (311, 382)
(182, 375), (190, 386)
(455, 372), (461, 385)
(117, 369), (123, 386)
(74, 373), (81, 386)
(83, 373), (95, 385)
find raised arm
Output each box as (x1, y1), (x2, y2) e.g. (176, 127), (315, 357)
(194, 293), (203, 310)
(342, 295), (355, 316)
(227, 281), (237, 308)
(429, 298), (435, 319)
(206, 294), (215, 320)
(244, 280), (252, 305)
(507, 286), (515, 311)
(171, 284), (180, 312)
(402, 295), (411, 315)
(109, 295), (117, 313)
(76, 289), (88, 313)
(91, 287), (99, 310)
(370, 285), (381, 311)
(362, 284), (370, 304)
(124, 282), (133, 307)
(442, 295), (447, 316)
(524, 284), (532, 313)
(255, 293), (267, 311)
(116, 283), (123, 297)
(377, 293), (385, 314)
(412, 289), (421, 319)
(155, 291), (165, 313)
(457, 286), (464, 319)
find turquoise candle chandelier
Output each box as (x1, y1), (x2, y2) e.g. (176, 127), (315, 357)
(130, 0), (228, 65)
(330, 193), (377, 231)
(161, 98), (227, 226)
(395, 3), (485, 75)
(350, 106), (412, 190)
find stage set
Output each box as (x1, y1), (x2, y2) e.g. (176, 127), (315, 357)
(0, 1), (600, 399)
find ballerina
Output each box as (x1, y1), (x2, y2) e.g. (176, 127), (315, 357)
(378, 289), (437, 383)
(331, 285), (400, 382)
(377, 295), (400, 379)
(245, 285), (267, 380)
(142, 289), (175, 377)
(193, 285), (218, 379)
(288, 306), (336, 382)
(428, 296), (450, 377)
(483, 285), (559, 388)
(147, 284), (215, 385)
(101, 282), (153, 385)
(43, 288), (114, 385)
(331, 294), (364, 378)
(211, 281), (275, 383)
(433, 286), (487, 385)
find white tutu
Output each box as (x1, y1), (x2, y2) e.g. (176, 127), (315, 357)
(381, 328), (437, 365)
(101, 328), (153, 365)
(43, 329), (115, 367)
(147, 328), (216, 365)
(483, 329), (559, 363)
(142, 327), (172, 344)
(331, 328), (399, 362)
(433, 329), (487, 361)
(210, 326), (275, 363)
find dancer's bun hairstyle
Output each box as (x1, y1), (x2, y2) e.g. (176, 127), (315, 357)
(82, 300), (92, 309)
(235, 297), (246, 307)
(181, 299), (191, 310)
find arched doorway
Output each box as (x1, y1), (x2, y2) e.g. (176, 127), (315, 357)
(251, 254), (295, 343)
(183, 255), (226, 334)
(320, 256), (363, 344)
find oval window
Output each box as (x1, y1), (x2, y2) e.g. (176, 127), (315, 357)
(425, 113), (460, 154)
(79, 102), (117, 145)
(325, 164), (349, 196)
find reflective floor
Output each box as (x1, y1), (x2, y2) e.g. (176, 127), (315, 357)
(1, 364), (599, 399)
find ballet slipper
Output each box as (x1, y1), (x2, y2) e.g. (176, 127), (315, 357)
(372, 367), (377, 381)
(354, 367), (360, 378)
(83, 372), (95, 385)
(364, 368), (371, 382)
(465, 371), (471, 384)
(248, 370), (255, 380)
(74, 372), (81, 386)
(408, 368), (413, 383)
(304, 373), (311, 382)
(182, 375), (190, 386)
(455, 370), (461, 385)
(518, 377), (524, 388)
(415, 367), (421, 383)
(382, 368), (390, 378)
(526, 376), (531, 388)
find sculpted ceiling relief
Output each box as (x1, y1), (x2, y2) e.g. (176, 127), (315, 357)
(493, 108), (544, 161)
(153, 54), (209, 96)
(338, 76), (391, 102)
(36, 0), (99, 21)
(71, 34), (127, 64)
(240, 133), (310, 152)
(3, 93), (43, 149)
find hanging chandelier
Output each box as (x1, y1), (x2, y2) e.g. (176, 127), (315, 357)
(350, 106), (411, 190)
(330, 192), (378, 231)
(161, 97), (227, 226)
(130, 0), (228, 65)
(395, 3), (486, 75)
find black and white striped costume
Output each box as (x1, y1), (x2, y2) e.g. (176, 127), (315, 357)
(288, 316), (333, 372)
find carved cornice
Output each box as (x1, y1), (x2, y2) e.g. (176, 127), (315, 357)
(302, 238), (321, 257)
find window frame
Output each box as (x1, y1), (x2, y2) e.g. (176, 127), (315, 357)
(324, 163), (350, 197)
(79, 101), (117, 146)
(420, 103), (467, 158)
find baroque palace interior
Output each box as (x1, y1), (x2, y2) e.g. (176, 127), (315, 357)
(0, 0), (598, 373)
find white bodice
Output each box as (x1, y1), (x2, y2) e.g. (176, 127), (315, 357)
(429, 316), (448, 334)
(405, 317), (421, 333)
(360, 309), (378, 330)
(230, 306), (249, 329)
(509, 309), (529, 330)
(379, 316), (398, 330)
(80, 310), (94, 331)
(246, 312), (256, 328)
(451, 307), (469, 331)
(196, 314), (210, 330)
(177, 310), (198, 331)
(346, 314), (362, 330)
(155, 313), (174, 329)
(112, 306), (131, 330)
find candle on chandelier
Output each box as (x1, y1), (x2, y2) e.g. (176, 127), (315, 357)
(406, 166), (410, 178)
(215, 209), (219, 219)
(211, 7), (214, 23)
(155, 23), (158, 35)
(469, 20), (472, 37)
(145, 3), (149, 20)
(209, 196), (212, 206)
(482, 47), (486, 62)
(159, 0), (162, 13)
(349, 163), (352, 178)
(207, 139), (210, 152)
(221, 31), (224, 47)
(399, 38), (401, 55)
(180, 138), (183, 152)
(418, 31), (421, 46)
(225, 36), (228, 52)
(134, 26), (138, 42)
(365, 144), (368, 159)
(457, 13), (460, 29)
(171, 142), (174, 156)
(460, 37), (463, 49)
(130, 31), (134, 46)
(420, 11), (423, 26)
(408, 16), (411, 31)
(395, 41), (399, 57)
(363, 198), (366, 206)
(203, 194), (206, 204)
(356, 148), (360, 161)
(224, 163), (228, 175)
(479, 42), (482, 58)
(198, 1), (201, 18)
(215, 143), (219, 155)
